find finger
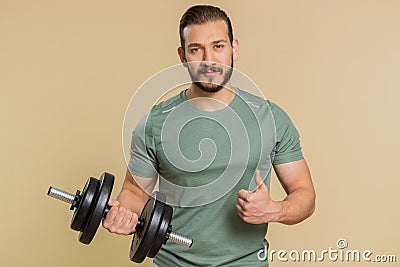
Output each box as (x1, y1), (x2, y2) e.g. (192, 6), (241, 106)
(126, 212), (139, 234)
(115, 210), (131, 234)
(236, 205), (251, 223)
(119, 208), (132, 227)
(238, 189), (251, 201)
(114, 207), (127, 225)
(236, 198), (247, 211)
(124, 210), (133, 225)
(254, 170), (266, 191)
(103, 207), (118, 224)
(118, 211), (138, 235)
(108, 199), (120, 207)
(132, 212), (139, 225)
(103, 206), (118, 227)
(236, 203), (245, 216)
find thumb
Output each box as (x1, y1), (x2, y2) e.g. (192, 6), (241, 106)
(108, 199), (120, 207)
(254, 170), (267, 192)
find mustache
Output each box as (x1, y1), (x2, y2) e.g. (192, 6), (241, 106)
(197, 64), (223, 75)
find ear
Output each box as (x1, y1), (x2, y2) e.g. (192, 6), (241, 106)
(232, 39), (239, 62)
(177, 46), (187, 65)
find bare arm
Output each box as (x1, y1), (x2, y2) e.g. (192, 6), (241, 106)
(117, 169), (157, 214)
(236, 159), (315, 225)
(273, 159), (315, 224)
(102, 169), (157, 234)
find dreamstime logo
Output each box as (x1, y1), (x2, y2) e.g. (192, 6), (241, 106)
(257, 238), (397, 263)
(122, 62), (276, 207)
(336, 238), (348, 249)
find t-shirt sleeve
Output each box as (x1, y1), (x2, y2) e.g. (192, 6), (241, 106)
(270, 102), (304, 165)
(127, 113), (159, 178)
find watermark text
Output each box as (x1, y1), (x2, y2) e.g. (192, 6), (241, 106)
(258, 238), (397, 263)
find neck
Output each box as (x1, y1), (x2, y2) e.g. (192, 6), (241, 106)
(185, 83), (236, 111)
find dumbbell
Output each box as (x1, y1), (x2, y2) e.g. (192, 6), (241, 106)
(47, 172), (193, 263)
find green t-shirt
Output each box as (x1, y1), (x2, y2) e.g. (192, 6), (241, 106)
(128, 88), (303, 266)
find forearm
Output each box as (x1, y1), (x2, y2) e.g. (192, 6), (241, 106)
(116, 187), (149, 215)
(116, 170), (155, 214)
(269, 159), (316, 225)
(274, 187), (315, 225)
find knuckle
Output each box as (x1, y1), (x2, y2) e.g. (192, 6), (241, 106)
(122, 225), (131, 232)
(116, 211), (124, 219)
(108, 226), (117, 233)
(126, 210), (132, 218)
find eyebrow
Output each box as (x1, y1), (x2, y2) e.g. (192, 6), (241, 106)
(187, 39), (228, 48)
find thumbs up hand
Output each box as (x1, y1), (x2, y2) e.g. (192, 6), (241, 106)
(236, 170), (285, 224)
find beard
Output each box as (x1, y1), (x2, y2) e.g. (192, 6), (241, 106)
(188, 57), (234, 93)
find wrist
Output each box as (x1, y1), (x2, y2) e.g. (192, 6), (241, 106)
(269, 200), (288, 223)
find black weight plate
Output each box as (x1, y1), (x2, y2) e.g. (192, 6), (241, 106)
(147, 204), (172, 258)
(130, 192), (166, 263)
(70, 177), (99, 231)
(79, 172), (114, 244)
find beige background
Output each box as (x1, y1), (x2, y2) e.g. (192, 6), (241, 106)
(1, 0), (399, 266)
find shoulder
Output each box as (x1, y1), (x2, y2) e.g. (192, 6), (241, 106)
(235, 88), (289, 120)
(151, 91), (184, 114)
(235, 88), (269, 109)
(268, 101), (291, 123)
(143, 91), (186, 128)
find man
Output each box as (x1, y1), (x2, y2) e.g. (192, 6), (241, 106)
(103, 5), (315, 266)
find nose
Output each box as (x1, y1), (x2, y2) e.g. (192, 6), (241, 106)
(202, 47), (216, 63)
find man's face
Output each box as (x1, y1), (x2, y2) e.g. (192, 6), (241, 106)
(179, 20), (239, 93)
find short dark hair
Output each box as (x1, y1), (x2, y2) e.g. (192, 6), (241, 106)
(179, 5), (233, 49)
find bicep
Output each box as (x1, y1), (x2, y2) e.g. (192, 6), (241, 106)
(273, 159), (314, 195)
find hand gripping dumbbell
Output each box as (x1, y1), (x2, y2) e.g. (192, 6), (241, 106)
(47, 172), (193, 263)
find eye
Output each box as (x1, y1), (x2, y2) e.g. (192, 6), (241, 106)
(214, 44), (224, 50)
(190, 47), (201, 53)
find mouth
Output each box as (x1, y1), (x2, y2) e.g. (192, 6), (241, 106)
(199, 66), (222, 77)
(202, 71), (219, 77)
